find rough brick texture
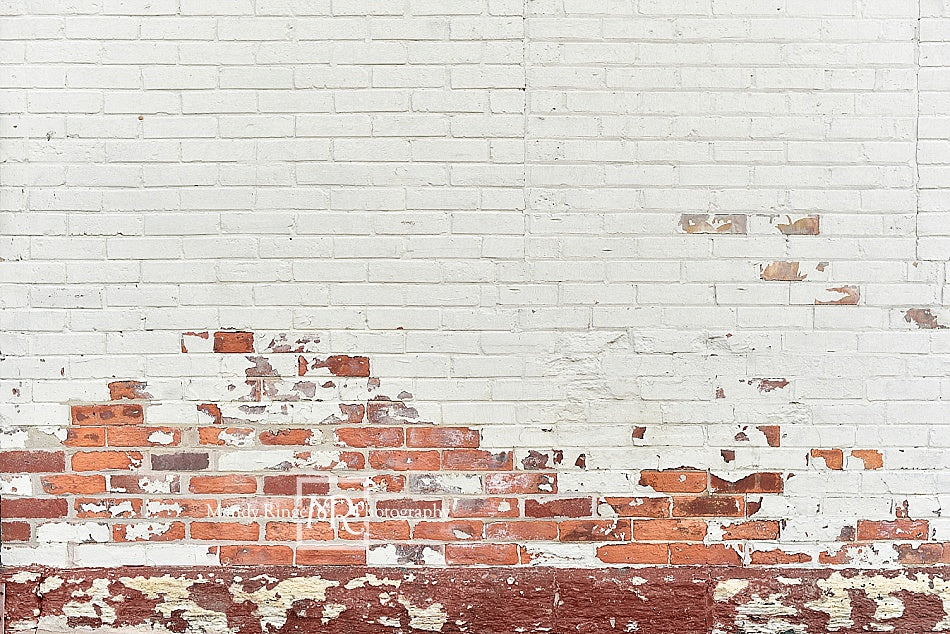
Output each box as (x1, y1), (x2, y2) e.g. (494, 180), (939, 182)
(1, 0), (949, 584)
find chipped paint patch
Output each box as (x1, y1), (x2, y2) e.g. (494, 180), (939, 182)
(397, 595), (449, 632)
(714, 578), (749, 602)
(229, 576), (339, 632)
(120, 575), (232, 634)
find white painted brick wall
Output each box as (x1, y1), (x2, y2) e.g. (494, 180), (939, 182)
(0, 0), (948, 566)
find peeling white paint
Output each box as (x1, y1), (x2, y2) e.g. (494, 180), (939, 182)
(63, 578), (117, 625)
(120, 575), (232, 634)
(147, 430), (176, 445)
(229, 576), (339, 632)
(397, 595), (449, 632)
(321, 602), (346, 624)
(39, 575), (64, 594)
(0, 474), (32, 496)
(344, 573), (402, 590)
(11, 570), (40, 583)
(713, 579), (749, 602)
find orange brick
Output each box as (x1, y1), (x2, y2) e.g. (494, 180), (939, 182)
(633, 519), (706, 541)
(856, 519), (929, 541)
(260, 429), (317, 445)
(264, 521), (334, 541)
(895, 543), (948, 565)
(446, 543), (518, 565)
(220, 545), (293, 565)
(596, 544), (669, 564)
(108, 426), (180, 447)
(485, 520), (558, 541)
(485, 473), (556, 494)
(600, 497), (671, 518)
(722, 520), (780, 541)
(113, 522), (185, 542)
(413, 519), (483, 541)
(142, 498), (218, 518)
(672, 495), (744, 517)
(670, 543), (742, 565)
(189, 475), (257, 494)
(65, 427), (105, 447)
(199, 426), (253, 446)
(559, 519), (631, 542)
(851, 449), (883, 470)
(335, 427), (404, 448)
(339, 520), (411, 541)
(108, 380), (151, 400)
(72, 451), (142, 471)
(42, 474), (106, 494)
(369, 450), (440, 471)
(407, 427), (480, 448)
(639, 470), (707, 493)
(525, 497), (592, 518)
(750, 549), (812, 565)
(71, 404), (143, 426)
(191, 522), (259, 541)
(710, 473), (783, 494)
(213, 331), (254, 353)
(450, 497), (519, 518)
(296, 546), (366, 565)
(442, 450), (512, 471)
(810, 448), (843, 470)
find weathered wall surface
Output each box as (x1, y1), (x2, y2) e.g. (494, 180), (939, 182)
(2, 0), (950, 630)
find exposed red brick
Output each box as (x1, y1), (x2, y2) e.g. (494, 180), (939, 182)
(777, 215), (819, 235)
(750, 549), (812, 565)
(722, 520), (780, 541)
(108, 380), (151, 400)
(1, 498), (67, 518)
(810, 448), (843, 470)
(1, 521), (31, 541)
(189, 475), (257, 494)
(413, 519), (483, 541)
(672, 496), (744, 517)
(450, 497), (519, 518)
(262, 475), (330, 496)
(259, 429), (317, 445)
(72, 450), (142, 471)
(485, 473), (556, 494)
(197, 403), (222, 424)
(601, 496), (671, 518)
(365, 400), (420, 426)
(670, 543), (742, 565)
(219, 545), (293, 565)
(760, 261), (805, 281)
(191, 522), (259, 541)
(816, 285), (860, 305)
(596, 543), (669, 564)
(110, 474), (180, 495)
(41, 474), (107, 494)
(895, 543), (948, 565)
(377, 498), (442, 519)
(335, 426), (404, 448)
(446, 543), (519, 565)
(263, 521), (335, 542)
(338, 474), (404, 493)
(71, 404), (143, 426)
(721, 450), (735, 463)
(856, 519), (929, 541)
(559, 519), (631, 542)
(525, 498), (592, 518)
(151, 452), (209, 471)
(904, 308), (947, 330)
(633, 519), (706, 541)
(296, 546), (366, 565)
(113, 522), (186, 542)
(301, 355), (370, 377)
(753, 378), (789, 393)
(0, 451), (65, 473)
(756, 425), (781, 447)
(680, 213), (747, 234)
(851, 449), (883, 470)
(65, 427), (105, 447)
(710, 473), (783, 494)
(142, 498), (218, 518)
(213, 331), (254, 353)
(639, 470), (707, 493)
(486, 520), (558, 541)
(108, 426), (180, 447)
(442, 450), (512, 471)
(339, 521), (411, 541)
(368, 450), (440, 471)
(199, 426), (252, 445)
(407, 427), (480, 448)
(633, 426), (646, 440)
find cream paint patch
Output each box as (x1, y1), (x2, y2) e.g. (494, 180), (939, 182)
(713, 579), (749, 602)
(63, 577), (118, 624)
(229, 576), (339, 632)
(39, 575), (64, 594)
(344, 573), (403, 590)
(120, 575), (232, 634)
(321, 603), (347, 624)
(397, 595), (449, 632)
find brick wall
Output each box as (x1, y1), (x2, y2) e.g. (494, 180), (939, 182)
(2, 0), (949, 580)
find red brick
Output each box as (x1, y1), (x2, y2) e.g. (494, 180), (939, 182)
(75, 497), (141, 518)
(486, 520), (558, 541)
(65, 427), (105, 447)
(722, 520), (780, 541)
(710, 473), (783, 494)
(559, 519), (631, 542)
(670, 543), (742, 565)
(108, 380), (151, 400)
(450, 497), (519, 518)
(71, 404), (143, 426)
(143, 498), (218, 518)
(323, 355), (370, 377)
(777, 215), (819, 235)
(213, 331), (254, 353)
(219, 545), (293, 565)
(413, 519), (483, 541)
(199, 426), (253, 445)
(72, 451), (142, 471)
(259, 429), (318, 445)
(335, 426), (404, 448)
(1, 521), (31, 541)
(672, 495), (744, 517)
(596, 544), (669, 564)
(446, 543), (518, 565)
(113, 522), (186, 542)
(856, 519), (929, 541)
(369, 450), (440, 471)
(442, 450), (512, 471)
(377, 498), (442, 519)
(750, 549), (812, 565)
(264, 521), (334, 542)
(407, 427), (480, 448)
(190, 475), (258, 494)
(339, 474), (405, 493)
(108, 426), (181, 447)
(756, 425), (781, 447)
(525, 497), (592, 518)
(810, 448), (843, 470)
(639, 470), (707, 493)
(633, 519), (706, 541)
(42, 474), (107, 494)
(191, 522), (259, 541)
(601, 497), (671, 518)
(151, 452), (209, 471)
(1, 498), (67, 518)
(296, 546), (366, 565)
(262, 475), (329, 496)
(485, 472), (556, 494)
(110, 474), (180, 495)
(760, 261), (805, 281)
(197, 403), (222, 424)
(851, 449), (883, 470)
(0, 450), (65, 473)
(339, 521), (411, 541)
(895, 543), (948, 565)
